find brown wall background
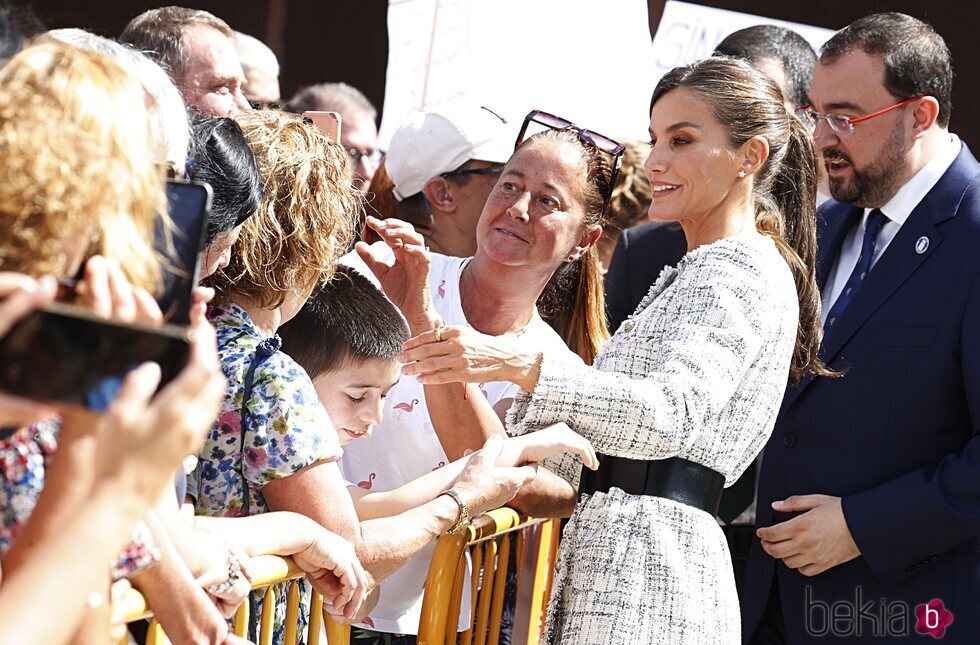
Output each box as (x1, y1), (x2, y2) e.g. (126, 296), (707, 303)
(16, 1), (979, 146)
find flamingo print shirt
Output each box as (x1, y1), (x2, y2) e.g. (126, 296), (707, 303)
(339, 245), (573, 635)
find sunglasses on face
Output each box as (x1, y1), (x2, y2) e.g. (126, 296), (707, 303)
(441, 164), (505, 180)
(515, 109), (625, 212)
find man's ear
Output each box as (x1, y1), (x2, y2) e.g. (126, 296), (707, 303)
(910, 96), (940, 138)
(422, 177), (457, 214)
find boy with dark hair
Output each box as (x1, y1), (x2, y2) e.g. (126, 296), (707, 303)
(279, 266), (407, 445)
(279, 264), (595, 494)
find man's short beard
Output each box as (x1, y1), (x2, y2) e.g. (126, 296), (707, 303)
(828, 120), (908, 208)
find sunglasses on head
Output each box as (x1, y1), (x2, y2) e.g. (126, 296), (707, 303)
(515, 110), (625, 212)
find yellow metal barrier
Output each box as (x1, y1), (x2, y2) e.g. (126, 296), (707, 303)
(115, 554), (351, 645)
(417, 509), (561, 645)
(113, 511), (562, 645)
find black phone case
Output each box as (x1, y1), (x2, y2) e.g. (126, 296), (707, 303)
(0, 303), (191, 409)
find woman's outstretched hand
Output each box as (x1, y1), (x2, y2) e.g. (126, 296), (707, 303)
(399, 325), (542, 392)
(355, 216), (440, 334)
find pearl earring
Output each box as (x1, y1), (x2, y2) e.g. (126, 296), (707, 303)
(738, 169), (747, 178)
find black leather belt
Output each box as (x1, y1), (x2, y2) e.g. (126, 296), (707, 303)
(579, 454), (725, 516)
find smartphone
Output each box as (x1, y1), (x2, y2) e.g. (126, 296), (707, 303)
(157, 180), (212, 325)
(303, 111), (342, 143)
(0, 302), (191, 410)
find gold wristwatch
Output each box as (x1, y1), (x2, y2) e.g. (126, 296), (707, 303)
(440, 489), (471, 535)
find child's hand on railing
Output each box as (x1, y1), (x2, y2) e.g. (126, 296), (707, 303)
(452, 436), (539, 517)
(508, 423), (598, 471)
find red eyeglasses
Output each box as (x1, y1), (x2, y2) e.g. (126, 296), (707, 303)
(796, 95), (926, 134)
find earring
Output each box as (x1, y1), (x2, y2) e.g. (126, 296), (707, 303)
(738, 169), (747, 178)
(566, 254), (576, 263)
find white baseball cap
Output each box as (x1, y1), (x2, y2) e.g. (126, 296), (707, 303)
(386, 105), (513, 201)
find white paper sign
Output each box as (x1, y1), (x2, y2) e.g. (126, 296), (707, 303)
(380, 0), (657, 146)
(380, 0), (836, 148)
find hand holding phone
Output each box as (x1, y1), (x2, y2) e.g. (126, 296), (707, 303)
(76, 255), (164, 324)
(93, 308), (225, 500)
(0, 302), (193, 411)
(0, 273), (58, 430)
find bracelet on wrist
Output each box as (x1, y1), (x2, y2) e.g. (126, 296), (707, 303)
(205, 545), (244, 596)
(439, 488), (471, 535)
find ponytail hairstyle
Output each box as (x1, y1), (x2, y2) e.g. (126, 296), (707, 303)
(524, 128), (613, 364)
(651, 56), (831, 384)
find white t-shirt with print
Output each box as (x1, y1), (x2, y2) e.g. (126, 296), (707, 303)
(339, 245), (571, 634)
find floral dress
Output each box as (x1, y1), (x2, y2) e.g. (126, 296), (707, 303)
(190, 303), (343, 644)
(0, 419), (159, 577)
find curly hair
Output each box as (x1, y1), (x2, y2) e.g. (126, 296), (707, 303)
(605, 139), (653, 233)
(206, 109), (359, 308)
(0, 41), (164, 291)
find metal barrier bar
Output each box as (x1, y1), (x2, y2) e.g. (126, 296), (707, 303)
(418, 509), (558, 645)
(112, 511), (560, 645)
(116, 554), (351, 644)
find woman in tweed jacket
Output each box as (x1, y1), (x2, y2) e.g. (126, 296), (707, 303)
(400, 57), (829, 643)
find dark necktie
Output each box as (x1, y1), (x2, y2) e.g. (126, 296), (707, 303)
(825, 209), (889, 328)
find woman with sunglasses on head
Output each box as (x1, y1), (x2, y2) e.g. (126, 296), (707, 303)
(345, 114), (619, 642)
(397, 57), (828, 644)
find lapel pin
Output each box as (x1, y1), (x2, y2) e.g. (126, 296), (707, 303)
(915, 236), (929, 254)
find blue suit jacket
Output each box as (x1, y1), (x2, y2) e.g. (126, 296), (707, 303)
(743, 144), (980, 643)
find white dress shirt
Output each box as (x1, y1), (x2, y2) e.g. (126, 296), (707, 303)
(821, 135), (962, 323)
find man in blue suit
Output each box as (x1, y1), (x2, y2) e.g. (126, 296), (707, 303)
(744, 13), (980, 644)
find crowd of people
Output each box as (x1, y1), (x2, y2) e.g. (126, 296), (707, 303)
(0, 4), (976, 645)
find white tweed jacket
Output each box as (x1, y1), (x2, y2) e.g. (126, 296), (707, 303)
(507, 232), (798, 644)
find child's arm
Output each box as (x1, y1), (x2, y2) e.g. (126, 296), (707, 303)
(349, 423), (596, 520)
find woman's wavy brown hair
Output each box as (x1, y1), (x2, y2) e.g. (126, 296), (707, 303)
(207, 110), (359, 308)
(652, 56), (833, 385)
(0, 41), (165, 290)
